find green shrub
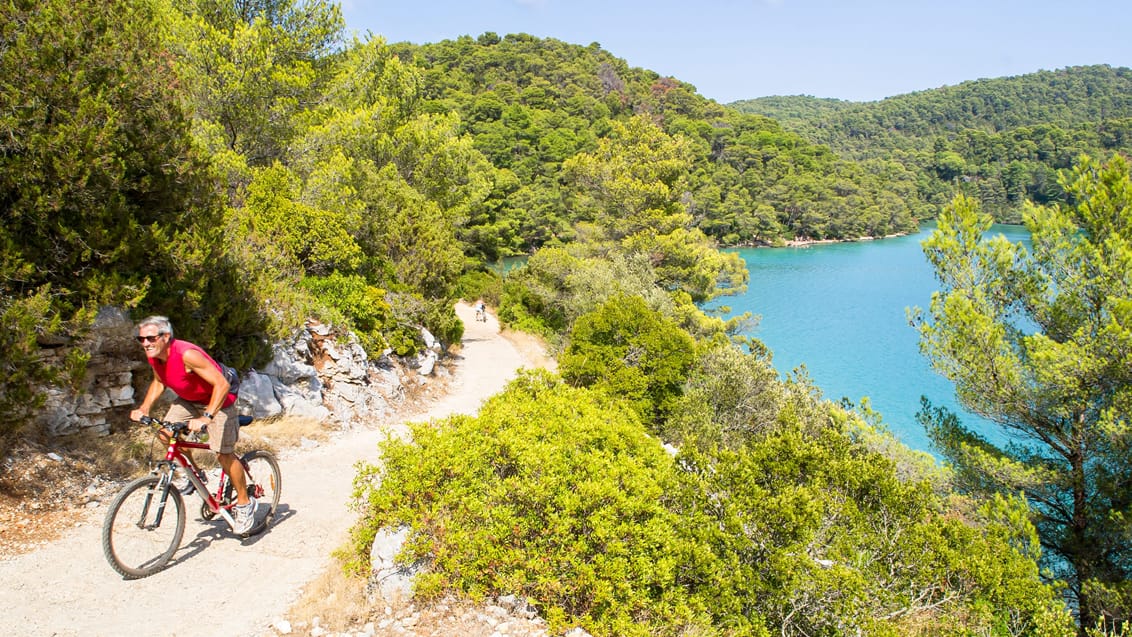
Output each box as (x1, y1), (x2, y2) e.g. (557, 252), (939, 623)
(300, 272), (392, 356)
(560, 294), (697, 425)
(664, 342), (784, 446)
(346, 371), (761, 637)
(300, 277), (465, 359)
(494, 247), (580, 337)
(343, 365), (1070, 636)
(454, 269), (503, 306)
(420, 297), (464, 349)
(676, 400), (1074, 637)
(382, 292), (464, 355)
(497, 275), (565, 339)
(0, 287), (89, 450)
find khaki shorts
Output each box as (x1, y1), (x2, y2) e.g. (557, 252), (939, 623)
(164, 397), (238, 454)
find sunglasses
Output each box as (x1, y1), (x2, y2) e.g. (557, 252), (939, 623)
(136, 334), (166, 343)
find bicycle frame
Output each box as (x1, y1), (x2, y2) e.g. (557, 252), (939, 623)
(160, 431), (239, 529)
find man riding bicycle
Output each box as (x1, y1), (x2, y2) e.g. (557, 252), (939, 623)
(129, 316), (257, 534)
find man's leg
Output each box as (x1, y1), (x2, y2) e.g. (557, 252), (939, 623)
(207, 406), (249, 505)
(217, 452), (250, 505)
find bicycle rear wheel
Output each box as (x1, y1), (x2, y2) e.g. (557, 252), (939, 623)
(101, 475), (186, 579)
(241, 450), (281, 529)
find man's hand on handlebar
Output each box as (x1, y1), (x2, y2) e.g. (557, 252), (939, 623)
(131, 413), (206, 433)
(131, 413), (197, 442)
(186, 417), (210, 434)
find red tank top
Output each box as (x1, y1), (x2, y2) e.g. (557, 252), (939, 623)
(148, 339), (236, 408)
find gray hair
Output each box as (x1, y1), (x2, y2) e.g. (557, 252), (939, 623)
(137, 315), (174, 339)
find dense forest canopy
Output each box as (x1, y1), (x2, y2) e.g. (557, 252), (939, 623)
(732, 65), (1132, 222)
(389, 32), (922, 255)
(4, 1), (1132, 633)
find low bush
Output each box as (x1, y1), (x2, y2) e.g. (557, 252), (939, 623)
(453, 270), (503, 307)
(343, 361), (1072, 637)
(0, 288), (89, 452)
(345, 371), (757, 636)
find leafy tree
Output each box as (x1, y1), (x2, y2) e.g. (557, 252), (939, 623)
(296, 37), (492, 296)
(0, 0), (215, 313)
(241, 161), (364, 275)
(563, 116), (747, 302)
(664, 341), (784, 446)
(913, 154), (1132, 632)
(564, 116), (694, 239)
(363, 163), (468, 298)
(0, 0), (237, 431)
(560, 294), (697, 424)
(167, 0), (344, 165)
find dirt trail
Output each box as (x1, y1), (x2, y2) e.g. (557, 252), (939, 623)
(0, 302), (540, 637)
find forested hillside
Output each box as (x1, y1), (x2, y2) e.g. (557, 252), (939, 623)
(5, 2), (1131, 634)
(732, 65), (1132, 221)
(391, 33), (921, 254)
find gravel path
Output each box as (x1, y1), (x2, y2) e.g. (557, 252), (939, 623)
(0, 302), (534, 637)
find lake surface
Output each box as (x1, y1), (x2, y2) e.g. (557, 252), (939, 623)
(705, 224), (1030, 453)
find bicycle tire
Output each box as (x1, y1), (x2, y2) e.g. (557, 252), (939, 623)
(241, 450), (281, 530)
(101, 474), (186, 579)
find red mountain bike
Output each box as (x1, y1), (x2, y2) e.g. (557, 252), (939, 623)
(101, 415), (281, 579)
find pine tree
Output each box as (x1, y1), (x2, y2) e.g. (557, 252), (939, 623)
(915, 154), (1132, 632)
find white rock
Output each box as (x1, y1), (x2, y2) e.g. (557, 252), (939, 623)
(415, 350), (436, 376)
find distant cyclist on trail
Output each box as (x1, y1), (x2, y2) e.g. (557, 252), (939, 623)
(129, 315), (257, 534)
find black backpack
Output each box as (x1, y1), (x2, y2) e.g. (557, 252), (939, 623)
(220, 363), (241, 395)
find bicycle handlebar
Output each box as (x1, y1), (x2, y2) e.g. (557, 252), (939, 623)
(138, 415), (193, 435)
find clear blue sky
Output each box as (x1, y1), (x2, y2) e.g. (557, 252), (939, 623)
(339, 0), (1132, 104)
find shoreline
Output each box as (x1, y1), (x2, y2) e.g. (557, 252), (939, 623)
(727, 231), (910, 249)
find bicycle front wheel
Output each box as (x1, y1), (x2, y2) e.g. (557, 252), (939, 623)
(101, 475), (186, 579)
(242, 450), (281, 523)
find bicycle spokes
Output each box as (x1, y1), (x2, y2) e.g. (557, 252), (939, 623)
(102, 475), (186, 579)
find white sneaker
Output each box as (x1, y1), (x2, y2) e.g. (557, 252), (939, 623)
(178, 468), (208, 496)
(233, 497), (258, 534)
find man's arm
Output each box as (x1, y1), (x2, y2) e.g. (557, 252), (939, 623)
(182, 349), (230, 421)
(130, 377), (166, 422)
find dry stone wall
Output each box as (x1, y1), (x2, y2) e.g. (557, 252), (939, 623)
(37, 307), (143, 438)
(36, 308), (444, 439)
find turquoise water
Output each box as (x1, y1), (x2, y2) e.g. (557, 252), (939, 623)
(706, 224), (1030, 453)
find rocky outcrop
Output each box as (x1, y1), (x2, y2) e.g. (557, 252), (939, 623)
(35, 310), (445, 438)
(241, 320), (433, 429)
